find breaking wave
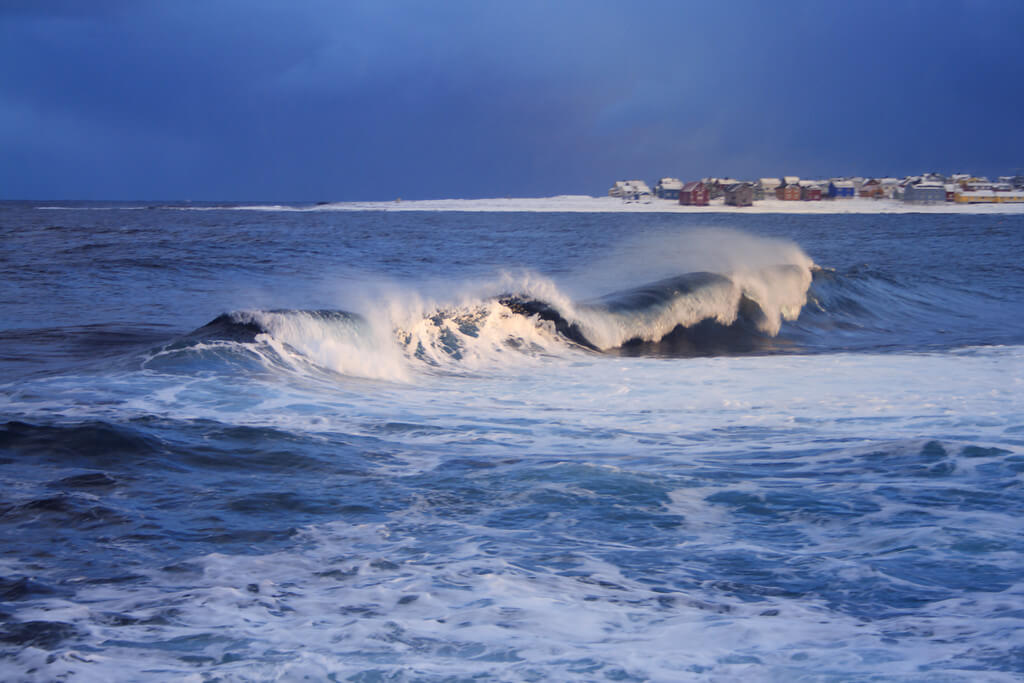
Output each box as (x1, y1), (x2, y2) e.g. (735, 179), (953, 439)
(157, 259), (815, 381)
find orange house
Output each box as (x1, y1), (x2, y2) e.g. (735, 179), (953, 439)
(859, 179), (884, 198)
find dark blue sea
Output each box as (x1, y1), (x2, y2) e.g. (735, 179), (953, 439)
(1, 202), (1022, 681)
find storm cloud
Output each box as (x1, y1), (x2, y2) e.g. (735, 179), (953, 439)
(2, 0), (1022, 200)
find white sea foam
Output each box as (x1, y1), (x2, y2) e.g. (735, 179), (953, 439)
(3, 343), (1019, 464)
(2, 333), (1020, 679)
(8, 500), (1022, 681)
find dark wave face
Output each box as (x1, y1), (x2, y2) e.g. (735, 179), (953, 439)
(589, 271), (734, 313)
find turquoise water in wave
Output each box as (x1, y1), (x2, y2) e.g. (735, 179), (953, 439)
(1, 203), (1022, 681)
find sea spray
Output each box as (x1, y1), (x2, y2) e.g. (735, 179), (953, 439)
(563, 227), (816, 298)
(239, 309), (414, 382)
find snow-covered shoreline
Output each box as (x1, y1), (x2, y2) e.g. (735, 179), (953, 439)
(31, 196), (1024, 214)
(244, 195), (1024, 214)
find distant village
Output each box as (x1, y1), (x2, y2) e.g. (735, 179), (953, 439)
(608, 173), (1024, 206)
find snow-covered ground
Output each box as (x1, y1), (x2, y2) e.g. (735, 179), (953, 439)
(251, 195), (1024, 214)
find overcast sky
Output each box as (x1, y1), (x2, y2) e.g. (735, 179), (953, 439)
(2, 0), (1022, 200)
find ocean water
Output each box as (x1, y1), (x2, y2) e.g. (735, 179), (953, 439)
(0, 202), (1022, 681)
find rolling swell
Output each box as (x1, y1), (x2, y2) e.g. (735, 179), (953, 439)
(164, 257), (1018, 374)
(786, 265), (1018, 351)
(153, 261), (1008, 381)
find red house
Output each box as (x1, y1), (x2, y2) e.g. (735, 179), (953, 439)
(801, 184), (822, 201)
(776, 184), (801, 201)
(679, 181), (709, 206)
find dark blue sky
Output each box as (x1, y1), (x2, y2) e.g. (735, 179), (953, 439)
(3, 0), (1022, 200)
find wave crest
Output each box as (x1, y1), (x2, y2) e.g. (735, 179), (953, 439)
(164, 230), (817, 378)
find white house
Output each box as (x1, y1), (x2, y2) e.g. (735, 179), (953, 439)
(608, 180), (652, 199)
(654, 178), (684, 200)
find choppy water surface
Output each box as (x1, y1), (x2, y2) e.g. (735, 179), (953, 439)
(1, 202), (1022, 681)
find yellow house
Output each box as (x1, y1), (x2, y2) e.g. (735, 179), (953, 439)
(954, 190), (1024, 203)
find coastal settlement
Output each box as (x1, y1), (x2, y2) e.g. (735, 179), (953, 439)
(608, 174), (1024, 206)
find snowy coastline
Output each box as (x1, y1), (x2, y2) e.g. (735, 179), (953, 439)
(245, 195), (1024, 214)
